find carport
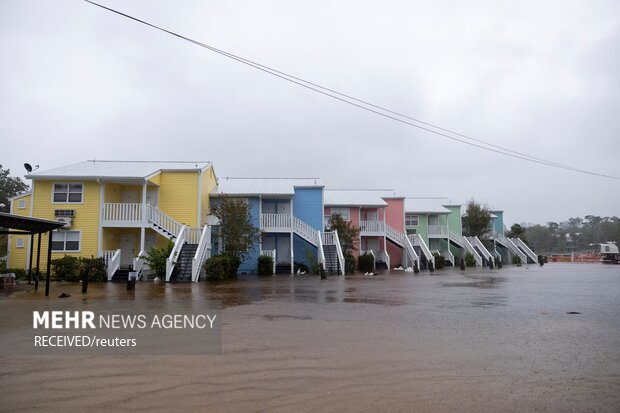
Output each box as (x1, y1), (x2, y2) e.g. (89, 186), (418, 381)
(0, 212), (66, 296)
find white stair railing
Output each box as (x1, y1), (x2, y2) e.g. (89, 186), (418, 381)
(512, 238), (538, 263)
(316, 229), (326, 269)
(260, 249), (277, 274)
(191, 226), (211, 282)
(292, 216), (319, 246)
(133, 250), (145, 280)
(408, 234), (435, 268)
(461, 236), (483, 266)
(104, 249), (121, 281)
(147, 205), (183, 239)
(448, 231), (464, 248)
(466, 236), (494, 266)
(386, 224), (418, 268)
(166, 226), (187, 282)
(187, 228), (203, 244)
(379, 250), (390, 270)
(333, 230), (346, 275)
(441, 249), (455, 265)
(497, 237), (527, 264)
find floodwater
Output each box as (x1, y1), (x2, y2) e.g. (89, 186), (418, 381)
(1, 263), (619, 412)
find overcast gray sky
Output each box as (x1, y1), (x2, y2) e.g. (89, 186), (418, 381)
(1, 0), (618, 226)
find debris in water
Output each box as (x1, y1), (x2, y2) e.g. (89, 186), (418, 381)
(58, 292), (71, 298)
(566, 311), (582, 315)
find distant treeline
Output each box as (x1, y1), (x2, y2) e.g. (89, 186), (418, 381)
(520, 216), (620, 254)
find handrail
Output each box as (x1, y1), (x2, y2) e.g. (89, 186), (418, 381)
(333, 230), (346, 275)
(386, 224), (419, 268)
(512, 238), (538, 263)
(461, 236), (483, 266)
(448, 231), (464, 247)
(104, 249), (121, 281)
(466, 236), (494, 266)
(409, 234), (435, 268)
(187, 227), (203, 244)
(441, 249), (455, 265)
(147, 205), (183, 239)
(166, 226), (187, 282)
(191, 226), (211, 282)
(316, 229), (326, 269)
(133, 250), (145, 280)
(497, 236), (527, 264)
(290, 248), (294, 274)
(292, 216), (319, 246)
(402, 234), (419, 268)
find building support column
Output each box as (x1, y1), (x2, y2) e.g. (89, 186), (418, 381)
(45, 231), (52, 297)
(141, 182), (147, 255)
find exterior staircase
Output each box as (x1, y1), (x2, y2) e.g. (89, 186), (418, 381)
(323, 244), (341, 275)
(511, 238), (538, 264)
(169, 243), (198, 282)
(465, 236), (494, 266)
(408, 234), (434, 269)
(386, 224), (419, 268)
(496, 237), (527, 264)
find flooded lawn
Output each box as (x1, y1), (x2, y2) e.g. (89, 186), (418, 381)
(1, 263), (619, 412)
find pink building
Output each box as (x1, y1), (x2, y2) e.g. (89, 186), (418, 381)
(324, 190), (416, 270)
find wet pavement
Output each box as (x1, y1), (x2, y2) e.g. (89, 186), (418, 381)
(1, 263), (619, 412)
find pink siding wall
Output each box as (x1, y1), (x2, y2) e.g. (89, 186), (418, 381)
(387, 242), (403, 267)
(384, 198), (404, 231)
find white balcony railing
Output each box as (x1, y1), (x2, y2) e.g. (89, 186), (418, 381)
(428, 225), (448, 236)
(261, 213), (292, 229)
(360, 220), (385, 233)
(103, 203), (142, 222)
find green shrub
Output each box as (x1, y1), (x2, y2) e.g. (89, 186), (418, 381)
(51, 255), (81, 281)
(3, 267), (27, 280)
(345, 253), (356, 274)
(204, 255), (240, 281)
(358, 253), (375, 273)
(294, 262), (309, 273)
(257, 255), (274, 275)
(464, 252), (477, 267)
(512, 255), (522, 265)
(432, 252), (445, 269)
(141, 241), (174, 278)
(80, 256), (107, 282)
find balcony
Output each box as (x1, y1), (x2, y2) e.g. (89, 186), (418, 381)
(102, 203), (143, 226)
(359, 220), (385, 235)
(261, 213), (292, 232)
(428, 225), (448, 238)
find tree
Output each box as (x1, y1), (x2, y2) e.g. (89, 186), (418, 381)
(327, 214), (360, 273)
(0, 165), (29, 255)
(0, 164), (29, 213)
(141, 241), (174, 279)
(210, 197), (261, 263)
(506, 223), (528, 245)
(462, 199), (492, 238)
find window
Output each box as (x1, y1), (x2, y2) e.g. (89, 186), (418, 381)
(324, 215), (331, 229)
(331, 208), (350, 221)
(406, 228), (417, 235)
(405, 214), (419, 226)
(16, 238), (25, 248)
(52, 231), (80, 252)
(53, 183), (83, 203)
(17, 199), (26, 209)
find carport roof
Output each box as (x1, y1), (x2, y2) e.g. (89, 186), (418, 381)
(0, 212), (66, 234)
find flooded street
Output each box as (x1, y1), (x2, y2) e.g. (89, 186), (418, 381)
(1, 263), (619, 412)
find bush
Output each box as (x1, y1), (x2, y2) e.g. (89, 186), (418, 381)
(512, 255), (522, 265)
(464, 252), (477, 267)
(141, 241), (174, 278)
(80, 257), (107, 282)
(432, 252), (445, 269)
(2, 267), (27, 280)
(51, 255), (81, 281)
(257, 255), (274, 275)
(204, 255), (240, 281)
(358, 253), (374, 273)
(345, 253), (356, 274)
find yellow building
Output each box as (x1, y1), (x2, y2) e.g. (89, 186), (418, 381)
(8, 160), (216, 281)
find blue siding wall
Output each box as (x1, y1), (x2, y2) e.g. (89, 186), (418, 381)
(491, 211), (504, 237)
(293, 187), (323, 230)
(294, 234), (317, 267)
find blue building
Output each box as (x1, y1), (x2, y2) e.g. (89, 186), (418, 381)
(210, 177), (325, 274)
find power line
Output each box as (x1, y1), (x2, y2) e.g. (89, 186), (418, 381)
(82, 0), (620, 180)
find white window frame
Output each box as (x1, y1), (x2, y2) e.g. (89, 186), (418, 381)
(52, 182), (84, 204)
(331, 207), (350, 221)
(17, 199), (26, 209)
(16, 238), (25, 248)
(405, 214), (419, 227)
(51, 230), (82, 252)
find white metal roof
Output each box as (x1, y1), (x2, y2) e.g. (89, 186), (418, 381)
(324, 189), (401, 207)
(405, 199), (451, 214)
(212, 177), (324, 196)
(27, 160), (211, 180)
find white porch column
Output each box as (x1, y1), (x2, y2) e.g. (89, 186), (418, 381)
(290, 232), (294, 274)
(98, 181), (104, 258)
(141, 182), (147, 253)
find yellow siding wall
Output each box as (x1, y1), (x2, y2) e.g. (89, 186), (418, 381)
(158, 171), (199, 227)
(148, 173), (161, 186)
(200, 166), (217, 226)
(104, 184), (143, 203)
(8, 194), (32, 268)
(23, 180), (101, 271)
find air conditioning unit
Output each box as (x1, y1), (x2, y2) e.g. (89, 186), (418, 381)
(56, 217), (72, 229)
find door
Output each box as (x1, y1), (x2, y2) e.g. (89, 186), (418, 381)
(120, 234), (136, 269)
(366, 210), (378, 221)
(121, 190), (138, 203)
(276, 236), (291, 264)
(262, 202), (276, 214)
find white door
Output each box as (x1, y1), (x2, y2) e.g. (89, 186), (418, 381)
(121, 190), (138, 203)
(120, 234), (136, 268)
(366, 210), (378, 221)
(146, 189), (158, 207)
(276, 236), (291, 264)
